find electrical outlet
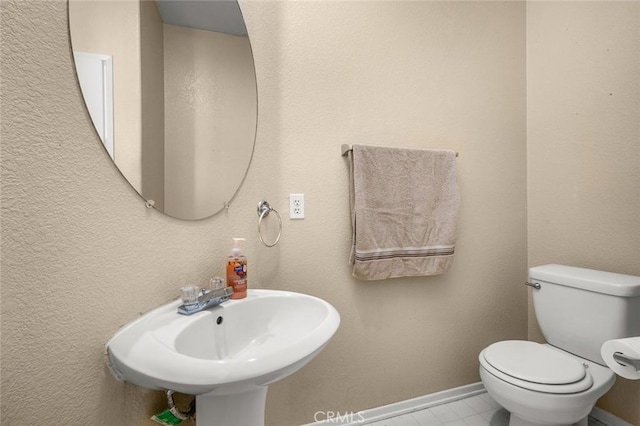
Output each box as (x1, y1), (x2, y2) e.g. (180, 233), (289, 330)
(289, 194), (305, 219)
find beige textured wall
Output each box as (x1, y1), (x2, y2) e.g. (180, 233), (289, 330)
(68, 0), (142, 190)
(3, 1), (528, 426)
(255, 3), (527, 423)
(527, 1), (640, 424)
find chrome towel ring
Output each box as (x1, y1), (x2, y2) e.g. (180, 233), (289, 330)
(257, 201), (282, 247)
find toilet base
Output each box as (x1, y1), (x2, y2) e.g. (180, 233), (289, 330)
(509, 413), (588, 426)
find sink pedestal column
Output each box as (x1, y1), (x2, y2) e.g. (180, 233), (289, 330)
(195, 387), (268, 426)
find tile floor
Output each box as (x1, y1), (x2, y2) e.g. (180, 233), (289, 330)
(366, 392), (606, 426)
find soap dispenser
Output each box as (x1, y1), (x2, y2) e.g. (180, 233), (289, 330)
(226, 238), (247, 299)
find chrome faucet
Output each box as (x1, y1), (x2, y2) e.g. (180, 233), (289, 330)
(177, 285), (233, 315)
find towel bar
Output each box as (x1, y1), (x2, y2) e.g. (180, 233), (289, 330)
(341, 144), (459, 157)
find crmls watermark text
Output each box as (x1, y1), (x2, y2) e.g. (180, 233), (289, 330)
(313, 411), (366, 423)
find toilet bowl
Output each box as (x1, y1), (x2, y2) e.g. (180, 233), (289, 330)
(478, 265), (640, 426)
(479, 341), (615, 426)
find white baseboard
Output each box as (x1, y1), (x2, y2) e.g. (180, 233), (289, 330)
(305, 383), (633, 426)
(590, 406), (634, 426)
(305, 382), (485, 425)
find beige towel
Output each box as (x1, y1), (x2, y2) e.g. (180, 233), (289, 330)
(348, 144), (459, 280)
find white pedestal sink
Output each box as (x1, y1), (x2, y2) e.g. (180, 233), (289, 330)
(106, 289), (340, 426)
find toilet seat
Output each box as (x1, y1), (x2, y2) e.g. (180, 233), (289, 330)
(480, 341), (594, 394)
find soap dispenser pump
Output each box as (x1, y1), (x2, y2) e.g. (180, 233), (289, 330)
(226, 238), (247, 299)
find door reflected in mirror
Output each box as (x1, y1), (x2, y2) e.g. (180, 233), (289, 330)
(69, 0), (257, 220)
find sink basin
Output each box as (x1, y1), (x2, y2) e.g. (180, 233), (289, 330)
(106, 289), (340, 425)
(107, 289), (340, 394)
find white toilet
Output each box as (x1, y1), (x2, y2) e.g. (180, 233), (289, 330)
(479, 264), (640, 426)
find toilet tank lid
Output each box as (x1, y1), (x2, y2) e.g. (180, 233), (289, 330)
(529, 264), (640, 297)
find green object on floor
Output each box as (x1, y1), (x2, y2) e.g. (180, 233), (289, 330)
(151, 409), (183, 425)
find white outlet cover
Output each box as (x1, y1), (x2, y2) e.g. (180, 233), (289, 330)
(289, 194), (304, 219)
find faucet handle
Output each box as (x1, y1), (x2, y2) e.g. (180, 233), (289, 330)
(210, 277), (225, 290)
(180, 286), (200, 307)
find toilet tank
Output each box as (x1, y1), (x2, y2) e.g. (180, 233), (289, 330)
(530, 264), (640, 366)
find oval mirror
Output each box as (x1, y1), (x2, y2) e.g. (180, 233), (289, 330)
(69, 0), (258, 220)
